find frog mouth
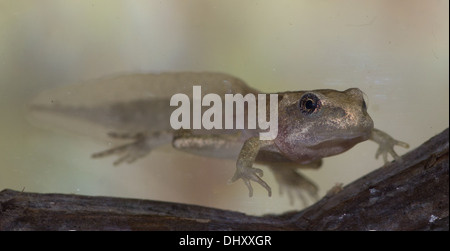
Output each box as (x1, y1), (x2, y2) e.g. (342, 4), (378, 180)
(310, 134), (369, 151)
(312, 128), (372, 146)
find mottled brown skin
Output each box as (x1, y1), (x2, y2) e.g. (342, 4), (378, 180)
(273, 88), (373, 164)
(29, 72), (409, 203)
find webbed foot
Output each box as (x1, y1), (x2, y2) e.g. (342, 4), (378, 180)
(92, 132), (151, 165)
(92, 131), (172, 165)
(370, 128), (409, 164)
(269, 165), (319, 206)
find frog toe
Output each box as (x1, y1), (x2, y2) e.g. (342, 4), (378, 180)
(92, 132), (152, 165)
(374, 139), (409, 164)
(269, 166), (319, 206)
(371, 128), (409, 164)
(230, 166), (272, 197)
(278, 182), (319, 206)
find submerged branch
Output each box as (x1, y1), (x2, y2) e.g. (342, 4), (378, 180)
(1, 128), (448, 230)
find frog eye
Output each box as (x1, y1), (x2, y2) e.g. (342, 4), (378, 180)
(298, 93), (321, 114)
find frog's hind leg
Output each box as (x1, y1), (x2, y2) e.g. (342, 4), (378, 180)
(92, 131), (172, 165)
(267, 161), (321, 206)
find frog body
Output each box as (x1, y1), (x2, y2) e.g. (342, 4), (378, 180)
(30, 72), (409, 203)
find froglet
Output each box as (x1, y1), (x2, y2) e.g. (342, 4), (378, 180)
(29, 72), (409, 203)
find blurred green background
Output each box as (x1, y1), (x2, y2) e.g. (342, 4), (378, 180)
(0, 0), (448, 215)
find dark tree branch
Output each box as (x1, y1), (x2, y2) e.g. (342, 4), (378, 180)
(1, 128), (448, 230)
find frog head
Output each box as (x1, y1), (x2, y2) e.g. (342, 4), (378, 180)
(274, 88), (374, 164)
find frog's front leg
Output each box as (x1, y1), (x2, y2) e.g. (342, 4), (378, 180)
(370, 128), (409, 164)
(92, 131), (172, 165)
(172, 131), (271, 196)
(231, 137), (273, 197)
